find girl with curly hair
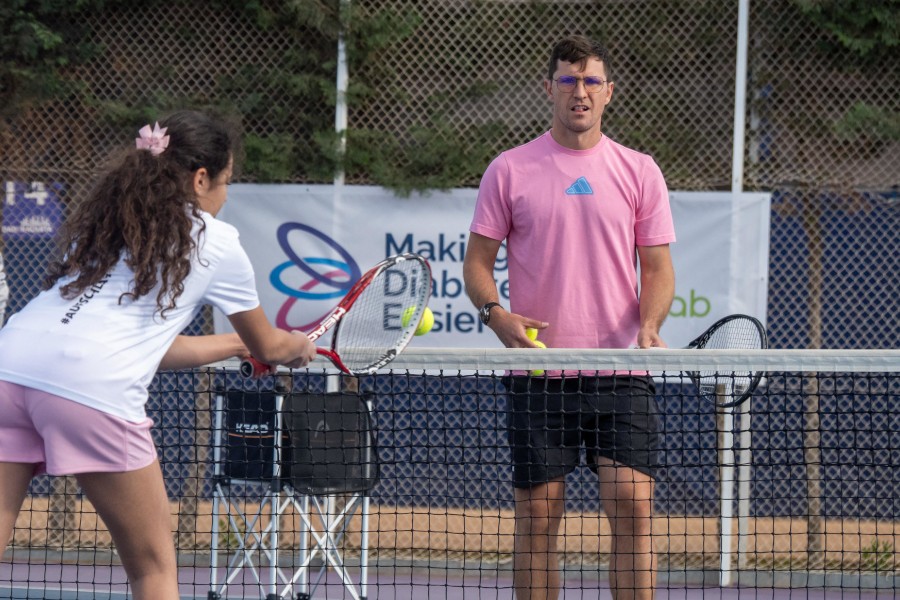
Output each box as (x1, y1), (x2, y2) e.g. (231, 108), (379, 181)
(0, 110), (316, 600)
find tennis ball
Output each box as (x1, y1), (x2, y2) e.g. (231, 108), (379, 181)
(525, 327), (538, 341)
(531, 339), (546, 376)
(402, 306), (434, 336)
(415, 307), (434, 336)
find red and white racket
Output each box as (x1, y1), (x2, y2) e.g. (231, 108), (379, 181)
(241, 253), (432, 377)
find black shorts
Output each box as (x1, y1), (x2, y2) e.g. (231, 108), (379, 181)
(504, 375), (660, 489)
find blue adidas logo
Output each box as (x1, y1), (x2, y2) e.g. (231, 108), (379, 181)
(565, 177), (593, 195)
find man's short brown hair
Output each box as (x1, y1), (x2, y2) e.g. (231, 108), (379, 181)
(547, 35), (613, 82)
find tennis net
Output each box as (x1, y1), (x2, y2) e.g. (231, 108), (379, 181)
(3, 347), (899, 598)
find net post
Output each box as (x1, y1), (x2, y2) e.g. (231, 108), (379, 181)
(804, 373), (825, 569)
(717, 387), (738, 587)
(736, 399), (753, 572)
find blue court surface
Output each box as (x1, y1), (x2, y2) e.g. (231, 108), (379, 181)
(1, 559), (894, 599)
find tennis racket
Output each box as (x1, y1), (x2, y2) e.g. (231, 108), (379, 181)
(684, 314), (768, 408)
(241, 253), (432, 377)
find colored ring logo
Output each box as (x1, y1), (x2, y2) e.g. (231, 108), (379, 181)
(270, 222), (361, 331)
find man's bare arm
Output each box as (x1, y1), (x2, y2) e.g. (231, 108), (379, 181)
(636, 244), (675, 348)
(463, 232), (547, 347)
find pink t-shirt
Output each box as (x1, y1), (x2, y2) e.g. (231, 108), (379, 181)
(471, 131), (676, 353)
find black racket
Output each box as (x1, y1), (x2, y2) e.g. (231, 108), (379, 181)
(241, 253), (432, 377)
(684, 314), (768, 408)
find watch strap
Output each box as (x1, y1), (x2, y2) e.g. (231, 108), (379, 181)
(479, 302), (502, 325)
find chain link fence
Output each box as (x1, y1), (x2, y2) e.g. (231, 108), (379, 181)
(2, 0), (898, 582)
(1, 0), (897, 348)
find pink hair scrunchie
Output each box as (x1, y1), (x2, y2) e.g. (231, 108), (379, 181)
(135, 122), (170, 156)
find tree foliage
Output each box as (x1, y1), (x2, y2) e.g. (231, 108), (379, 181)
(1, 0), (506, 192)
(4, 1), (897, 189)
(0, 0), (116, 118)
(791, 0), (900, 144)
(792, 0), (900, 66)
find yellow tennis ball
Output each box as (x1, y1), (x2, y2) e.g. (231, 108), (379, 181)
(525, 327), (538, 341)
(531, 339), (546, 375)
(401, 306), (417, 328)
(415, 307), (434, 336)
(402, 306), (434, 335)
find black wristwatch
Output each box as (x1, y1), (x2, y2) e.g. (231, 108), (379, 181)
(478, 302), (503, 325)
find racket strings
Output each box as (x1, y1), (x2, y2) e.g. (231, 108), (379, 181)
(694, 318), (765, 401)
(335, 258), (431, 372)
(701, 319), (764, 351)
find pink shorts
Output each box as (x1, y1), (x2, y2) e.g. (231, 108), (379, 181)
(0, 381), (158, 476)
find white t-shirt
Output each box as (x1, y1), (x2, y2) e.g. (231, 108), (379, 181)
(0, 212), (260, 422)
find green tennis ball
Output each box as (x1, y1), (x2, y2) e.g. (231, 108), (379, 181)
(532, 339), (546, 375)
(415, 307), (434, 336)
(402, 306), (434, 336)
(525, 327), (538, 341)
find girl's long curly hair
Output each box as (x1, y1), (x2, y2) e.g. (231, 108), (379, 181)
(44, 110), (234, 316)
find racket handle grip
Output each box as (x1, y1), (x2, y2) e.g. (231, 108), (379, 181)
(240, 356), (276, 378)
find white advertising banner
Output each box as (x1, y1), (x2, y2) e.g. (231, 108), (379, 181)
(216, 185), (770, 349)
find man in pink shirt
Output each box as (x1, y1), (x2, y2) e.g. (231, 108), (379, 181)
(463, 35), (676, 600)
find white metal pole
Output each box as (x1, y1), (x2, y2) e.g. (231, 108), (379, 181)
(734, 0), (755, 579)
(732, 0), (750, 194)
(334, 0), (350, 189)
(718, 406), (737, 587)
(721, 0), (752, 587)
(736, 397), (754, 571)
(328, 0), (351, 395)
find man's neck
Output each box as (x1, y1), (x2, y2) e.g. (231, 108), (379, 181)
(550, 127), (603, 151)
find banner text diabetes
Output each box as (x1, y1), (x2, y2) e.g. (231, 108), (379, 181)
(385, 232), (710, 330)
(387, 233), (504, 333)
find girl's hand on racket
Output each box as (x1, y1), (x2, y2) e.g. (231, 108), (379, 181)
(229, 306), (316, 367)
(282, 330), (317, 368)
